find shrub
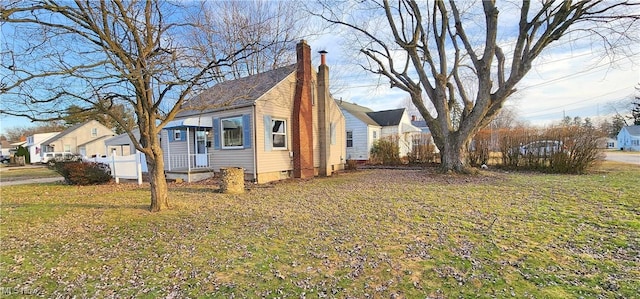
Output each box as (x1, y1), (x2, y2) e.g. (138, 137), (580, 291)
(547, 126), (604, 174)
(494, 125), (603, 173)
(15, 145), (30, 164)
(408, 133), (437, 164)
(51, 161), (112, 185)
(345, 159), (358, 171)
(370, 136), (400, 165)
(469, 130), (491, 166)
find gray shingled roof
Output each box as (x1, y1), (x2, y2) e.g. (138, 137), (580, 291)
(40, 121), (92, 146)
(337, 101), (380, 126)
(624, 125), (640, 136)
(177, 64), (297, 117)
(366, 108), (405, 126)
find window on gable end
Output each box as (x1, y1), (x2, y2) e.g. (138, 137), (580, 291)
(271, 119), (287, 149)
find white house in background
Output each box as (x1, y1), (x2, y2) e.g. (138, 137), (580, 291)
(617, 125), (640, 151)
(161, 40), (346, 183)
(25, 132), (60, 163)
(338, 101), (421, 161)
(337, 101), (382, 161)
(0, 140), (12, 157)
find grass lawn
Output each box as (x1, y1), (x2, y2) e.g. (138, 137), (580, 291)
(1, 162), (638, 298)
(0, 166), (61, 182)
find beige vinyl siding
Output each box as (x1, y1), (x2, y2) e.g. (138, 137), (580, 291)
(45, 120), (113, 155)
(328, 99), (346, 168)
(254, 72), (296, 175)
(210, 107), (255, 174)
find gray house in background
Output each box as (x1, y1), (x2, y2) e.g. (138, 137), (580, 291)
(104, 128), (141, 156)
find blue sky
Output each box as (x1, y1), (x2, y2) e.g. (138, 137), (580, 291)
(2, 37), (637, 136)
(2, 1), (639, 136)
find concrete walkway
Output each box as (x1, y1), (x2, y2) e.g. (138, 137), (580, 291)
(0, 177), (64, 187)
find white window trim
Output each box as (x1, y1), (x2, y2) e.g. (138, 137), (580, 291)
(221, 116), (244, 149)
(173, 130), (181, 141)
(271, 119), (287, 150)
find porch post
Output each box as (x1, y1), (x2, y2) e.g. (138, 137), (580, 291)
(167, 130), (172, 171)
(186, 127), (191, 172)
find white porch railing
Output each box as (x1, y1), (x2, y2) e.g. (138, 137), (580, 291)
(167, 153), (214, 171)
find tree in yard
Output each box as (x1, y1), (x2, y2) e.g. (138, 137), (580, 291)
(315, 0), (639, 172)
(64, 100), (135, 135)
(1, 121), (68, 142)
(1, 0), (302, 211)
(632, 84), (640, 125)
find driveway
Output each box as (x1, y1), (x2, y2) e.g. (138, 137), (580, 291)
(604, 151), (640, 166)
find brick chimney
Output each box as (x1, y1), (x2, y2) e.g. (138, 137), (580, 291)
(292, 40), (314, 179)
(317, 50), (331, 177)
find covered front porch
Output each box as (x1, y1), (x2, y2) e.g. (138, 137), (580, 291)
(164, 116), (216, 182)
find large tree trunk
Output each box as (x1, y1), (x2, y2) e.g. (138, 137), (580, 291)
(146, 139), (169, 212)
(434, 130), (473, 173)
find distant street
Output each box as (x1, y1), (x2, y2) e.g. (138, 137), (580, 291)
(604, 151), (640, 166)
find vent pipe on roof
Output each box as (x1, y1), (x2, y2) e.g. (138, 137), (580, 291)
(318, 49), (331, 177)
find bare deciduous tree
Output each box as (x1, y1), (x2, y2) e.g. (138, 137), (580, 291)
(1, 0), (302, 211)
(316, 0), (639, 172)
(190, 0), (304, 81)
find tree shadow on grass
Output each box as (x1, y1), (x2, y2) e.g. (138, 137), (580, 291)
(2, 202), (150, 211)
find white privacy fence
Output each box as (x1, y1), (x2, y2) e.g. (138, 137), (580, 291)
(88, 152), (147, 185)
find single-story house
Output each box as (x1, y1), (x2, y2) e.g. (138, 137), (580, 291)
(0, 140), (12, 157)
(338, 101), (421, 161)
(25, 132), (60, 163)
(40, 120), (115, 157)
(597, 137), (617, 149)
(161, 40), (346, 183)
(104, 129), (140, 156)
(617, 125), (640, 151)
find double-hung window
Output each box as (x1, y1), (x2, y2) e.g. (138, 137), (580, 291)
(222, 116), (244, 148)
(346, 131), (353, 148)
(271, 119), (287, 149)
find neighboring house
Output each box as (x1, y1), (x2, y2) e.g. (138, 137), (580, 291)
(337, 101), (382, 161)
(161, 40), (346, 183)
(104, 129), (140, 156)
(597, 137), (617, 149)
(0, 140), (12, 157)
(617, 125), (640, 151)
(338, 101), (421, 161)
(410, 115), (438, 154)
(25, 132), (60, 163)
(40, 120), (115, 157)
(410, 115), (431, 134)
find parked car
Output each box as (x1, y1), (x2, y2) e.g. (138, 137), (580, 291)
(0, 155), (10, 164)
(519, 140), (565, 157)
(41, 152), (81, 165)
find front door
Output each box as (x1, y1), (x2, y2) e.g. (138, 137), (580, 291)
(195, 130), (208, 167)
